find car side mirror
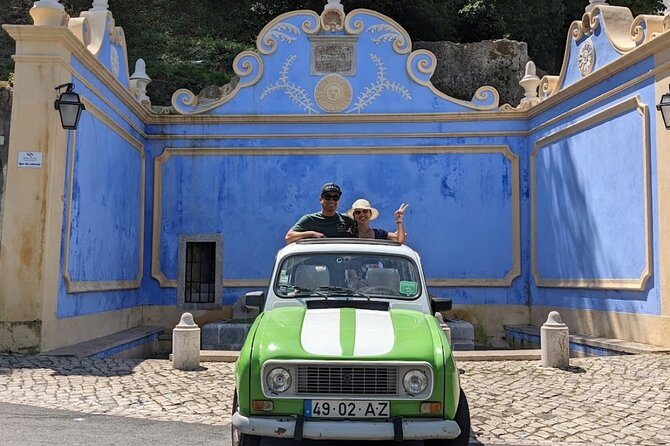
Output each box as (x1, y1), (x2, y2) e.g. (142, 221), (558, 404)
(245, 291), (265, 310)
(431, 297), (452, 314)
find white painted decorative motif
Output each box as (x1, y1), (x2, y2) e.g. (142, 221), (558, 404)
(315, 74), (352, 112)
(367, 24), (404, 46)
(577, 40), (596, 77)
(265, 22), (300, 44)
(261, 55), (318, 113)
(110, 46), (120, 77)
(347, 54), (411, 113)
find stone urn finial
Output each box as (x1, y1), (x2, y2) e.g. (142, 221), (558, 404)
(130, 59), (152, 107)
(325, 0), (344, 12)
(519, 61), (541, 106)
(586, 0), (607, 12)
(90, 0), (109, 11)
(30, 0), (67, 26)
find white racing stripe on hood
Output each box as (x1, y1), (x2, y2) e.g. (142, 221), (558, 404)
(301, 308), (341, 356)
(354, 309), (394, 356)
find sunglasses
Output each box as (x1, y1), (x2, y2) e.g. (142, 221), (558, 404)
(322, 194), (340, 201)
(353, 209), (371, 215)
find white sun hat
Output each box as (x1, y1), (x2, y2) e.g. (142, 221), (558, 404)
(346, 198), (379, 220)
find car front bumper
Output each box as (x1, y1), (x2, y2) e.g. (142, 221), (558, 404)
(232, 411), (461, 440)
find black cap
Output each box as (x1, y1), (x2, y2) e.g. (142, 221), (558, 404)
(320, 182), (342, 196)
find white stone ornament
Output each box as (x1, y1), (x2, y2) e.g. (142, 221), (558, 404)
(325, 0), (344, 12)
(519, 61), (540, 105)
(30, 0), (66, 26)
(130, 58), (152, 106)
(90, 0), (109, 11)
(577, 40), (596, 77)
(110, 46), (120, 77)
(172, 313), (201, 370)
(586, 0), (607, 12)
(541, 311), (570, 369)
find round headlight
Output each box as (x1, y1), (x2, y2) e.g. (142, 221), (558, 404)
(266, 367), (292, 393)
(403, 369), (427, 395)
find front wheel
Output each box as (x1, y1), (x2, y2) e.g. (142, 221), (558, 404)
(425, 389), (470, 446)
(231, 391), (261, 446)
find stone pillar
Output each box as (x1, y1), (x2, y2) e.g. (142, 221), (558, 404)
(541, 311), (570, 368)
(435, 312), (452, 349)
(172, 313), (201, 370)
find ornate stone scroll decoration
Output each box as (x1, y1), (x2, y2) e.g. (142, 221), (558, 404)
(315, 74), (352, 112)
(345, 10), (410, 54)
(257, 12), (320, 55)
(172, 51), (263, 114)
(346, 54), (411, 113)
(406, 49), (499, 111)
(571, 8), (601, 42)
(539, 76), (560, 101)
(577, 40), (596, 77)
(630, 15), (666, 45)
(261, 55), (318, 114)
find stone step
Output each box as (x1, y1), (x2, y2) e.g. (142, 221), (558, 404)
(505, 325), (670, 356)
(42, 326), (164, 359)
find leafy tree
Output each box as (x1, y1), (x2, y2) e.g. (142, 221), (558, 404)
(0, 0), (665, 104)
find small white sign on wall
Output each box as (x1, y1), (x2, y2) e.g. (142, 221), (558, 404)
(18, 151), (43, 168)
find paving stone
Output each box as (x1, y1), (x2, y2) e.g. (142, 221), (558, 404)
(1, 353), (670, 444)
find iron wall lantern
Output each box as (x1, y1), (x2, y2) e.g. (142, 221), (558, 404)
(656, 85), (670, 130)
(54, 83), (85, 130)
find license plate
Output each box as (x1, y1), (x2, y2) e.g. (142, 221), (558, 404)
(304, 400), (390, 418)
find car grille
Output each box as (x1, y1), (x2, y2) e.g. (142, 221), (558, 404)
(296, 365), (398, 395)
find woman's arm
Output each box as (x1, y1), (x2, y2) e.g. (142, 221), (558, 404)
(387, 203), (409, 244)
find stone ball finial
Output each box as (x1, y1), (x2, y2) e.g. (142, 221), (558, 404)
(544, 311), (566, 327)
(178, 312), (195, 327)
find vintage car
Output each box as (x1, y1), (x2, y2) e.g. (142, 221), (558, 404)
(232, 239), (470, 445)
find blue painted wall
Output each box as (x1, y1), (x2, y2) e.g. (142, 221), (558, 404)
(56, 5), (664, 326)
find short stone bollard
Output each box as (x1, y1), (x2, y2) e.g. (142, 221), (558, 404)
(435, 312), (452, 348)
(172, 313), (201, 370)
(541, 311), (570, 368)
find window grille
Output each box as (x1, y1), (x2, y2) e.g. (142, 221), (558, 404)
(185, 242), (216, 304)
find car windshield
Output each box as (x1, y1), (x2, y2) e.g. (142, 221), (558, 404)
(275, 253), (422, 300)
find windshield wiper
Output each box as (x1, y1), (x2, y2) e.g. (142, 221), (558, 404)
(289, 286), (329, 298)
(317, 286), (369, 299)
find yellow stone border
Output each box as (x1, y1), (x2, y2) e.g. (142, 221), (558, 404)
(531, 96), (651, 290)
(62, 97), (145, 292)
(152, 146), (520, 288)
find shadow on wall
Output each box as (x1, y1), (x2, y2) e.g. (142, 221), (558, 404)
(534, 120), (653, 316)
(0, 83), (11, 241)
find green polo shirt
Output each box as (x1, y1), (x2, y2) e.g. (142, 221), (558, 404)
(291, 212), (356, 238)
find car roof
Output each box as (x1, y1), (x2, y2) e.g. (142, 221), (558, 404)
(278, 238), (420, 259)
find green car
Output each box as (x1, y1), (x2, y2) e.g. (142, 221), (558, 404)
(232, 239), (470, 445)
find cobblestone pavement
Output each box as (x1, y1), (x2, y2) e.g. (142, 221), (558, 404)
(0, 353), (669, 445)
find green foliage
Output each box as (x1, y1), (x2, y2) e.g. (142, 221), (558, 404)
(0, 0), (665, 105)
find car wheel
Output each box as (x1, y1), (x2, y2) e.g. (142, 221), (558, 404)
(232, 391), (261, 446)
(425, 389), (470, 446)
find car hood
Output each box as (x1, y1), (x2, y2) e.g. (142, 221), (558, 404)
(252, 305), (440, 362)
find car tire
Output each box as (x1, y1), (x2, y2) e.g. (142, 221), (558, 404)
(232, 391), (262, 446)
(425, 389), (470, 446)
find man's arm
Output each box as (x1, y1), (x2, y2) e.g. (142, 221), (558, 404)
(285, 230), (325, 244)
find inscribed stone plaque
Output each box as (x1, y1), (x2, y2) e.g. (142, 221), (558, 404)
(310, 37), (357, 76)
